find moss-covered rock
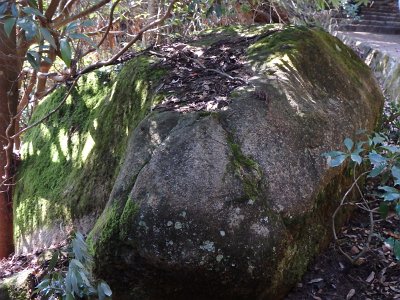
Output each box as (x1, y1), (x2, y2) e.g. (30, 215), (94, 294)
(89, 26), (383, 300)
(0, 269), (32, 300)
(14, 56), (167, 253)
(15, 25), (384, 299)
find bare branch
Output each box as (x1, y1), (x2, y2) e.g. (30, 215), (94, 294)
(53, 0), (112, 29)
(45, 0), (61, 20)
(78, 0), (179, 76)
(81, 0), (123, 58)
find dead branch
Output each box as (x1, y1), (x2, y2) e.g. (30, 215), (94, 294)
(53, 0), (112, 29)
(77, 0), (179, 76)
(332, 167), (370, 264)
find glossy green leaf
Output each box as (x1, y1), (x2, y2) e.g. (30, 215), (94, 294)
(368, 164), (385, 177)
(329, 154), (348, 167)
(369, 152), (387, 166)
(10, 3), (18, 17)
(40, 27), (57, 48)
(65, 292), (74, 300)
(4, 17), (16, 37)
(22, 6), (44, 17)
(379, 186), (400, 201)
(322, 151), (345, 158)
(18, 18), (38, 40)
(385, 237), (400, 260)
(100, 282), (112, 296)
(0, 2), (8, 16)
(27, 51), (40, 70)
(60, 38), (72, 67)
(392, 165), (400, 185)
(350, 153), (362, 165)
(344, 138), (354, 151)
(382, 145), (400, 153)
(48, 250), (59, 270)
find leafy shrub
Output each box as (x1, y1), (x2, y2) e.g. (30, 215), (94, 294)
(323, 132), (400, 261)
(35, 232), (112, 300)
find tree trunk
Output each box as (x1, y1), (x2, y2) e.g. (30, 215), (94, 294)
(0, 19), (19, 258)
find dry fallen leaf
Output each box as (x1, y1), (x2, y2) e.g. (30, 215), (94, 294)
(308, 278), (323, 284)
(366, 271), (375, 283)
(351, 246), (360, 254)
(346, 288), (356, 300)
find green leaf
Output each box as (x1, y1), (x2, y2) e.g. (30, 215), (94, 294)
(369, 152), (386, 166)
(0, 2), (8, 16)
(48, 250), (59, 270)
(40, 27), (56, 48)
(35, 278), (50, 290)
(98, 283), (106, 300)
(65, 292), (74, 300)
(10, 3), (18, 17)
(392, 165), (400, 186)
(382, 145), (400, 153)
(395, 203), (400, 215)
(372, 133), (386, 145)
(28, 0), (38, 9)
(4, 17), (16, 37)
(368, 164), (385, 177)
(60, 38), (72, 67)
(18, 18), (38, 40)
(329, 154), (348, 167)
(322, 151), (345, 158)
(65, 21), (79, 33)
(27, 51), (40, 70)
(385, 237), (400, 260)
(22, 6), (44, 17)
(350, 153), (362, 165)
(379, 186), (400, 201)
(344, 138), (354, 151)
(378, 202), (389, 218)
(100, 282), (112, 296)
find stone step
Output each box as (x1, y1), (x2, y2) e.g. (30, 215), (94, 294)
(332, 16), (400, 24)
(339, 24), (400, 33)
(360, 9), (400, 16)
(349, 19), (400, 26)
(361, 8), (399, 13)
(360, 14), (400, 20)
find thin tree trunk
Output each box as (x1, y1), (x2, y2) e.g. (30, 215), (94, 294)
(0, 17), (20, 258)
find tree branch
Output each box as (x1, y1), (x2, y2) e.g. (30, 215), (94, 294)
(45, 0), (61, 20)
(81, 0), (122, 58)
(78, 0), (179, 76)
(53, 0), (112, 28)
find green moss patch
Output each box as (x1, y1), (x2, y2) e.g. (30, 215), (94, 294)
(14, 56), (167, 241)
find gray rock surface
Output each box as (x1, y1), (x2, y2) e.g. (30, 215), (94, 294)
(91, 26), (384, 299)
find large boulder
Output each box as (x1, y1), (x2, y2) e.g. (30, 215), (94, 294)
(91, 26), (383, 299)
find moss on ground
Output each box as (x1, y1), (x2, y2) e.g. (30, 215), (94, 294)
(14, 56), (167, 241)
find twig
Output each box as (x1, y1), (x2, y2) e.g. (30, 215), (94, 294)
(77, 0), (179, 76)
(81, 0), (123, 58)
(332, 167), (369, 264)
(183, 53), (247, 84)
